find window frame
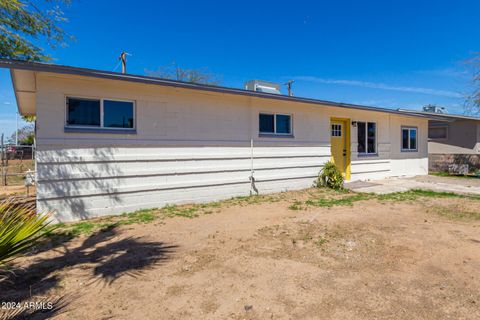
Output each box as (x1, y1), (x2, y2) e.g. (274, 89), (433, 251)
(258, 112), (293, 136)
(356, 121), (377, 156)
(65, 96), (136, 131)
(401, 126), (418, 152)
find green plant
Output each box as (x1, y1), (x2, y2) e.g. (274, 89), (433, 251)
(288, 201), (304, 210)
(315, 237), (329, 247)
(161, 205), (199, 218)
(0, 201), (54, 267)
(317, 161), (344, 190)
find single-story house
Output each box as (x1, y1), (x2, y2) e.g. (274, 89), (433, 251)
(1, 59), (433, 221)
(399, 110), (480, 173)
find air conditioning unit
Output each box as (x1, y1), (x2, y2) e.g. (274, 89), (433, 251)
(423, 105), (447, 114)
(245, 80), (281, 95)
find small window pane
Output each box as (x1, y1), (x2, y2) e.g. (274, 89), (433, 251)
(67, 98), (100, 126)
(357, 122), (366, 153)
(276, 114), (291, 134)
(402, 129), (409, 149)
(367, 122), (376, 153)
(259, 114), (275, 133)
(104, 100), (134, 128)
(410, 129), (417, 150)
(331, 124), (342, 137)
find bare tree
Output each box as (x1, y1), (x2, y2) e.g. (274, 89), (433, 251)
(145, 63), (222, 86)
(465, 53), (480, 115)
(10, 124), (34, 145)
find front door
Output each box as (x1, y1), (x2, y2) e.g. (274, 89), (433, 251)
(330, 119), (349, 178)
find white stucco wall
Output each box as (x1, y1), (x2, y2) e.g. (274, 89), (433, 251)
(34, 73), (428, 221)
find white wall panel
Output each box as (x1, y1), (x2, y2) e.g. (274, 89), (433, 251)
(37, 146), (329, 221)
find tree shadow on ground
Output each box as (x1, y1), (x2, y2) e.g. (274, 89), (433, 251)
(0, 226), (177, 319)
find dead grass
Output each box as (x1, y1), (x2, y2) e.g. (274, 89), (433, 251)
(427, 203), (480, 221)
(5, 187), (480, 320)
(50, 188), (480, 239)
(50, 193), (290, 238)
(1, 159), (34, 186)
(436, 207), (480, 220)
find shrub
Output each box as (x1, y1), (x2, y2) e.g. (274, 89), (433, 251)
(317, 161), (344, 190)
(0, 201), (54, 268)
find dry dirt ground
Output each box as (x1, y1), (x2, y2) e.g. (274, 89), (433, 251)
(1, 188), (480, 320)
(0, 159), (35, 197)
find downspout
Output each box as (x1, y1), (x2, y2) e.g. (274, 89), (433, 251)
(249, 138), (258, 195)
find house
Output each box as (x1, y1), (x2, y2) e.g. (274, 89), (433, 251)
(399, 109), (480, 173)
(1, 59), (432, 221)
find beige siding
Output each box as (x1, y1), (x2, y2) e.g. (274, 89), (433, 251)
(428, 120), (480, 154)
(34, 73), (428, 221)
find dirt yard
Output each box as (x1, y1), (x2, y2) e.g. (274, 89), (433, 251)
(0, 159), (35, 197)
(2, 188), (480, 319)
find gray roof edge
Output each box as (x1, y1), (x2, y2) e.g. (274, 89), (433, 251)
(397, 109), (480, 121)
(1, 58), (433, 119)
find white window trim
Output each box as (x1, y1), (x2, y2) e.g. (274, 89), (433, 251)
(401, 126), (418, 152)
(357, 121), (377, 155)
(65, 96), (136, 130)
(259, 112), (293, 136)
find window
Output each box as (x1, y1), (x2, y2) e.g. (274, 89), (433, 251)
(357, 122), (376, 154)
(331, 124), (342, 137)
(66, 97), (135, 130)
(402, 127), (417, 151)
(259, 113), (292, 135)
(66, 98), (100, 126)
(428, 125), (448, 139)
(103, 100), (134, 128)
(259, 114), (275, 133)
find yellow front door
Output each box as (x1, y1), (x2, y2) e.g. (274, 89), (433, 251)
(330, 119), (349, 179)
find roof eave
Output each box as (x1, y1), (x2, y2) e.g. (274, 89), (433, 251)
(0, 59), (434, 119)
(10, 68), (37, 116)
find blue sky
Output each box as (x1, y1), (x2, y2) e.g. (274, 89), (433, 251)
(1, 0), (479, 137)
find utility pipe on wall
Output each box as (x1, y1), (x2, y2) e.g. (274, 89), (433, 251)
(249, 139), (258, 195)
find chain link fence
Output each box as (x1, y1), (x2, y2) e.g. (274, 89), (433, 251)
(1, 143), (35, 189)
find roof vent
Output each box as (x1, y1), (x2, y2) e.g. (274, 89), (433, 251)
(423, 104), (448, 114)
(245, 80), (281, 94)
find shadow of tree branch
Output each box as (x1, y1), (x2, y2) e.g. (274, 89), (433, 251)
(0, 226), (177, 317)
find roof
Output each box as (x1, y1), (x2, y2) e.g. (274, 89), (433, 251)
(397, 109), (480, 122)
(0, 58), (436, 119)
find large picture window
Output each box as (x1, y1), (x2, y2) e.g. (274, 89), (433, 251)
(357, 122), (376, 154)
(402, 127), (417, 151)
(66, 97), (135, 129)
(259, 113), (292, 135)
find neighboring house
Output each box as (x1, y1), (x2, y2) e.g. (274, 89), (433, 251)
(1, 59), (432, 221)
(399, 110), (480, 173)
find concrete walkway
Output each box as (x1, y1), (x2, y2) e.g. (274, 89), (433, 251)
(345, 175), (480, 195)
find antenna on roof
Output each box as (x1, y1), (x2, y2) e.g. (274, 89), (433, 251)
(118, 52), (132, 74)
(284, 80), (295, 96)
